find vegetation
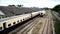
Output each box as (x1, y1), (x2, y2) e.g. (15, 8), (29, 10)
(8, 5), (16, 7)
(17, 5), (23, 7)
(52, 11), (60, 34)
(8, 4), (23, 7)
(52, 4), (60, 12)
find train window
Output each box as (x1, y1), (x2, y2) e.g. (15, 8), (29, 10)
(20, 20), (22, 21)
(23, 19), (24, 20)
(17, 20), (19, 22)
(8, 24), (11, 27)
(13, 22), (16, 24)
(0, 27), (2, 30)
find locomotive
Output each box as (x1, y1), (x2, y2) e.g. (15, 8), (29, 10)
(39, 10), (46, 17)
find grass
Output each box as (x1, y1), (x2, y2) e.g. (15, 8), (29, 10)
(52, 11), (60, 34)
(54, 22), (60, 34)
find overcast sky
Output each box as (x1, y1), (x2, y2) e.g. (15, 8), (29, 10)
(0, 0), (60, 8)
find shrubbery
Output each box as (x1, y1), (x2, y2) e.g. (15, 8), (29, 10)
(52, 4), (60, 12)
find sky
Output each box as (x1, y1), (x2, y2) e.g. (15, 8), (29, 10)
(0, 0), (60, 8)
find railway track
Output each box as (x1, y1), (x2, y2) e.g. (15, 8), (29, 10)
(52, 12), (60, 19)
(8, 16), (40, 34)
(16, 16), (41, 34)
(39, 11), (53, 34)
(39, 17), (48, 34)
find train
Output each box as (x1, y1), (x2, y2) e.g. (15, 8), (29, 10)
(0, 10), (46, 31)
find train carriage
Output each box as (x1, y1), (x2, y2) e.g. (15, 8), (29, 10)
(31, 12), (39, 17)
(0, 13), (32, 31)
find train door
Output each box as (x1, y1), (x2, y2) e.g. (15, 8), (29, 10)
(41, 13), (43, 15)
(31, 13), (32, 17)
(3, 23), (6, 29)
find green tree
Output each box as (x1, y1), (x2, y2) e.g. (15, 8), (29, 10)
(17, 5), (23, 7)
(8, 5), (16, 7)
(52, 4), (60, 12)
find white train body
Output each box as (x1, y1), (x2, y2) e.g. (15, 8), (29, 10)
(0, 10), (45, 31)
(31, 12), (39, 17)
(0, 14), (32, 31)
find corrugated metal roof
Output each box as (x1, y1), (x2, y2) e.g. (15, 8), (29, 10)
(0, 10), (5, 15)
(0, 6), (41, 16)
